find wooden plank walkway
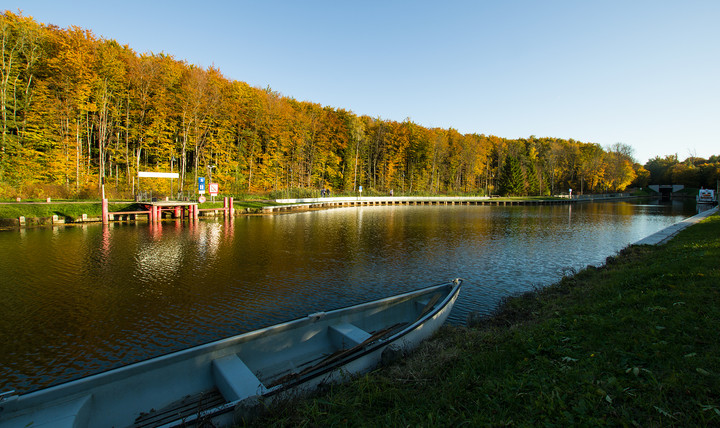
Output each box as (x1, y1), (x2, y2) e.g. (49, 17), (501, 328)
(263, 196), (575, 213)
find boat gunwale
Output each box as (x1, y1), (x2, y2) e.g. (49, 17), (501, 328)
(169, 279), (463, 427)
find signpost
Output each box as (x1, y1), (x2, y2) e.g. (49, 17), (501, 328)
(209, 183), (219, 202)
(198, 177), (206, 194)
(137, 171), (180, 202)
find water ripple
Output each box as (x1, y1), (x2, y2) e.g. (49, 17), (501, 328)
(0, 199), (696, 393)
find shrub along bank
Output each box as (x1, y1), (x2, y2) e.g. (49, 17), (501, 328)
(251, 213), (720, 426)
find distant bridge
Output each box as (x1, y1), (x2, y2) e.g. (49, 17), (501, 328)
(648, 184), (685, 200)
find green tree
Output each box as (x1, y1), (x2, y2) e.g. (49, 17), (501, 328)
(498, 155), (525, 196)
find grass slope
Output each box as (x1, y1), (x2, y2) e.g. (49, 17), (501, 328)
(254, 213), (720, 427)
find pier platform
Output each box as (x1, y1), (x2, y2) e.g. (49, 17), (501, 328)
(262, 196), (573, 213)
(102, 198), (233, 224)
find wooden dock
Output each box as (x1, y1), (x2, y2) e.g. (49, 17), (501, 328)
(102, 198), (234, 224)
(262, 196), (574, 213)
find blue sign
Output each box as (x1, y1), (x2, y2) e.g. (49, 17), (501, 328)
(198, 177), (206, 194)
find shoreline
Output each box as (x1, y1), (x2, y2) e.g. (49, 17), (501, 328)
(249, 207), (719, 426)
(0, 193), (647, 230)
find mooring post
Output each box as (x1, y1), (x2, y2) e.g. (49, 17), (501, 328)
(229, 197), (234, 216)
(102, 198), (109, 225)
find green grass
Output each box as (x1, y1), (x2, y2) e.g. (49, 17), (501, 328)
(250, 213), (720, 427)
(0, 200), (285, 220)
(0, 202), (128, 219)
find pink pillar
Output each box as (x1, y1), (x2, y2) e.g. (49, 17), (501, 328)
(174, 207), (181, 218)
(102, 198), (109, 225)
(194, 204), (199, 220)
(149, 205), (155, 223)
(229, 197), (233, 215)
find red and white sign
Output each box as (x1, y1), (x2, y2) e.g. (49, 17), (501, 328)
(198, 195), (206, 203)
(209, 183), (219, 196)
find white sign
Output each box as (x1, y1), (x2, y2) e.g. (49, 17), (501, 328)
(698, 189), (714, 202)
(209, 183), (219, 196)
(138, 171), (179, 178)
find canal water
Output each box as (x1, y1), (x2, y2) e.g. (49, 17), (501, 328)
(0, 199), (696, 394)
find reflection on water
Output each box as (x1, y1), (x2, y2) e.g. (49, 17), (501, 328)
(0, 199), (695, 393)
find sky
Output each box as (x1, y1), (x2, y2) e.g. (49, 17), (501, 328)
(6, 0), (720, 164)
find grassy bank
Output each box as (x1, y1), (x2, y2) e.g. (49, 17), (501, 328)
(252, 213), (720, 426)
(0, 200), (279, 221)
(0, 201), (127, 220)
(0, 195), (597, 221)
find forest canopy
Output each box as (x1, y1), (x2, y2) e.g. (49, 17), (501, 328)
(1, 11), (716, 199)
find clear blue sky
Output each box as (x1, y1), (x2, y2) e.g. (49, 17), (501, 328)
(8, 0), (720, 164)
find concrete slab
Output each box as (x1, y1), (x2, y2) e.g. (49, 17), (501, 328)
(634, 206), (718, 245)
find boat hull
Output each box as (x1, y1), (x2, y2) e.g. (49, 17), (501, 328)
(0, 280), (462, 428)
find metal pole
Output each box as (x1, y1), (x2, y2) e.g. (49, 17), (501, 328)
(171, 157), (175, 200)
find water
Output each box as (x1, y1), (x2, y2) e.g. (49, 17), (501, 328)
(0, 199), (696, 393)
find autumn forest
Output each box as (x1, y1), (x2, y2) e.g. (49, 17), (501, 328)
(1, 11), (718, 200)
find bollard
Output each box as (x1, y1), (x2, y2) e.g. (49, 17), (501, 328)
(18, 216), (25, 226)
(102, 199), (109, 225)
